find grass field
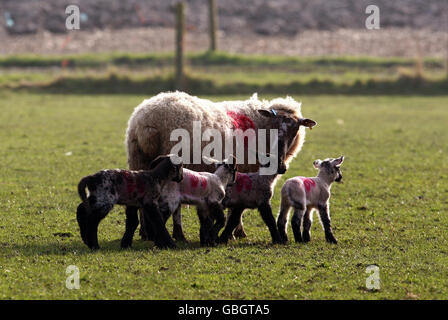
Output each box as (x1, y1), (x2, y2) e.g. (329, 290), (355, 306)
(1, 52), (446, 95)
(0, 92), (447, 299)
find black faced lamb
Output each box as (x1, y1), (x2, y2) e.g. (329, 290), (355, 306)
(76, 155), (183, 250)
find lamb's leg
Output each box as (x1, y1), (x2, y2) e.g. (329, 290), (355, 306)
(76, 202), (88, 246)
(302, 208), (313, 243)
(121, 206), (139, 248)
(317, 204), (337, 244)
(142, 203), (176, 249)
(291, 205), (306, 243)
(277, 198), (291, 243)
(258, 203), (282, 244)
(196, 204), (214, 247)
(218, 207), (244, 244)
(209, 203), (226, 244)
(86, 203), (113, 250)
(233, 217), (247, 238)
(172, 205), (187, 242)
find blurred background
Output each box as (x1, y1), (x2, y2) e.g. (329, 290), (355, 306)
(0, 0), (446, 94)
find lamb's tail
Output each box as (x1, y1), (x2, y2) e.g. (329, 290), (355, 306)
(77, 176), (91, 203)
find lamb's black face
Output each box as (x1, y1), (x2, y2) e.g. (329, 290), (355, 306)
(220, 162), (238, 185)
(335, 167), (343, 183)
(172, 164), (183, 182)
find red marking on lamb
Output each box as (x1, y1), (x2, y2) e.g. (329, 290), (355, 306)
(235, 173), (252, 193)
(122, 171), (136, 194)
(187, 172), (207, 190)
(296, 177), (316, 192)
(136, 177), (145, 195)
(200, 177), (208, 189)
(190, 174), (199, 188)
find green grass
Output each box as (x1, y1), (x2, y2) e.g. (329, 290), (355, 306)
(0, 92), (447, 299)
(0, 51), (444, 70)
(1, 52), (446, 95)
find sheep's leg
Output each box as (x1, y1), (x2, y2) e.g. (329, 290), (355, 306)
(120, 206), (139, 249)
(86, 203), (113, 250)
(291, 205), (306, 243)
(277, 198), (291, 243)
(76, 202), (88, 246)
(317, 204), (337, 244)
(142, 203), (176, 249)
(302, 208), (313, 243)
(172, 205), (187, 242)
(218, 207), (244, 244)
(258, 203), (282, 244)
(139, 207), (155, 241)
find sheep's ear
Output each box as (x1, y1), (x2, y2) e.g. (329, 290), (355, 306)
(258, 109), (275, 118)
(333, 156), (344, 167)
(313, 160), (322, 169)
(149, 155), (167, 169)
(300, 118), (317, 129)
(203, 155), (218, 165)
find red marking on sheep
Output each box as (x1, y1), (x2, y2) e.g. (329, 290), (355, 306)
(226, 111), (255, 131)
(296, 177), (316, 192)
(235, 173), (252, 193)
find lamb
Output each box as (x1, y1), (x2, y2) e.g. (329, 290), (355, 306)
(218, 163), (282, 244)
(125, 91), (316, 238)
(156, 156), (238, 247)
(125, 156), (238, 247)
(277, 156), (345, 244)
(76, 155), (183, 250)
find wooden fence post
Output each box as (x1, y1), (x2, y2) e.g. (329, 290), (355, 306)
(208, 0), (218, 51)
(175, 1), (185, 91)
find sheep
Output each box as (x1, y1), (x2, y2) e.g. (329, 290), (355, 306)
(125, 91), (316, 239)
(277, 156), (345, 244)
(76, 155), (183, 250)
(156, 156), (238, 247)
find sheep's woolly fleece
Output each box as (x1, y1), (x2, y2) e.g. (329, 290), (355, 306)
(125, 91), (307, 172)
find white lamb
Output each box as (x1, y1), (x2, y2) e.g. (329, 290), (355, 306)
(277, 156), (344, 244)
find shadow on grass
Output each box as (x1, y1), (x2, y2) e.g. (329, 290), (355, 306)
(6, 237), (281, 257)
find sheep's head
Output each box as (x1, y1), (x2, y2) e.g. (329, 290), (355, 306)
(314, 156), (345, 183)
(258, 109), (316, 174)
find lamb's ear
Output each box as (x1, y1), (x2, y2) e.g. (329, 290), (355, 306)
(258, 109), (276, 118)
(169, 154), (183, 165)
(333, 156), (344, 167)
(229, 155), (237, 170)
(300, 118), (317, 129)
(149, 155), (168, 169)
(313, 160), (322, 169)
